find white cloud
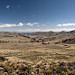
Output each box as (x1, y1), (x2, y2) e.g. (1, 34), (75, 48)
(42, 24), (46, 26)
(0, 22), (24, 28)
(17, 28), (75, 32)
(0, 22), (39, 28)
(33, 22), (39, 25)
(0, 24), (16, 27)
(37, 25), (40, 27)
(26, 22), (39, 26)
(27, 23), (33, 26)
(18, 22), (24, 26)
(6, 5), (10, 8)
(18, 29), (40, 32)
(57, 23), (75, 26)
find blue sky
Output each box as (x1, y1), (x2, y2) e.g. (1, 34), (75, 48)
(0, 0), (75, 32)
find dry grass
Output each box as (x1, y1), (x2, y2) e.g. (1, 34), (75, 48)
(0, 32), (75, 74)
(0, 43), (75, 63)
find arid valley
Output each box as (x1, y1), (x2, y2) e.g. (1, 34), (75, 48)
(0, 31), (75, 75)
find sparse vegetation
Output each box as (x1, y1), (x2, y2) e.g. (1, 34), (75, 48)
(0, 59), (75, 75)
(0, 57), (6, 61)
(0, 31), (75, 75)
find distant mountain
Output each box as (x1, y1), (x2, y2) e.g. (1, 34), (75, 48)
(30, 31), (56, 36)
(0, 32), (22, 37)
(31, 30), (75, 36)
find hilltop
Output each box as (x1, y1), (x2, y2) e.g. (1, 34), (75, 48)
(0, 30), (75, 44)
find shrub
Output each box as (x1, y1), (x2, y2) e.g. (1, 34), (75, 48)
(0, 57), (6, 61)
